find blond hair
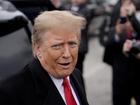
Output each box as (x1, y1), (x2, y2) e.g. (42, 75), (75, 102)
(32, 10), (86, 44)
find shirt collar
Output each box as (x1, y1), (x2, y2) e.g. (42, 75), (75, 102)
(50, 75), (70, 89)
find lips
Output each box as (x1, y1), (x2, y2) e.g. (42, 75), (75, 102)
(58, 62), (71, 69)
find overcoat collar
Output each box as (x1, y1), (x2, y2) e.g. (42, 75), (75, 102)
(29, 59), (87, 105)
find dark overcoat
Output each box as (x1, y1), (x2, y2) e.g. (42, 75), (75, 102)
(0, 59), (89, 105)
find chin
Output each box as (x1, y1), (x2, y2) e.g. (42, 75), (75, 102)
(60, 72), (72, 78)
(56, 75), (69, 79)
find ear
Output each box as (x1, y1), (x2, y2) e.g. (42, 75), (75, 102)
(32, 42), (41, 58)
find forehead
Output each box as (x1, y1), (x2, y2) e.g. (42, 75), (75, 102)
(41, 30), (79, 43)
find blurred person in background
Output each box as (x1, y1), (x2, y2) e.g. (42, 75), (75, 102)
(9, 0), (56, 24)
(8, 0), (57, 41)
(0, 0), (29, 36)
(103, 0), (140, 105)
(0, 10), (89, 105)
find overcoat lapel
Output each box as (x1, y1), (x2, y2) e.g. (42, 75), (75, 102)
(30, 59), (88, 105)
(70, 71), (88, 105)
(30, 59), (66, 105)
(42, 79), (66, 105)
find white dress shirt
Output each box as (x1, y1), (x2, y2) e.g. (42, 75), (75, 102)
(50, 75), (80, 105)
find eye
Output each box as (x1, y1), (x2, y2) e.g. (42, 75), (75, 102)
(51, 44), (62, 50)
(69, 42), (78, 48)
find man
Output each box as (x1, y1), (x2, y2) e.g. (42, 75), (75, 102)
(0, 10), (89, 105)
(103, 0), (140, 105)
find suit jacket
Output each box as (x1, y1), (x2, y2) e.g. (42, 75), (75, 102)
(0, 59), (89, 105)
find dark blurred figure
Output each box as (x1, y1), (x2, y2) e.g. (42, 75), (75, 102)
(8, 0), (57, 41)
(103, 0), (140, 105)
(98, 0), (117, 46)
(0, 0), (33, 80)
(0, 0), (29, 37)
(9, 0), (56, 24)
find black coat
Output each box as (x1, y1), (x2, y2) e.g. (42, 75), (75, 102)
(0, 59), (89, 105)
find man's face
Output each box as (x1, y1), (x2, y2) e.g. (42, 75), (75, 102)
(35, 29), (80, 79)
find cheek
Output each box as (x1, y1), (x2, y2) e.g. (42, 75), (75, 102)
(72, 49), (79, 59)
(45, 50), (62, 62)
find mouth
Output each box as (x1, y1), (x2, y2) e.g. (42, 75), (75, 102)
(58, 62), (71, 69)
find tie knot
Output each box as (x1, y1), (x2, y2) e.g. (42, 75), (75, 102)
(63, 77), (69, 87)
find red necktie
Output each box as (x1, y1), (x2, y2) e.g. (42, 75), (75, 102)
(63, 78), (77, 105)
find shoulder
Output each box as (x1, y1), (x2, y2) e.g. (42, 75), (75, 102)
(71, 68), (84, 86)
(72, 68), (82, 78)
(0, 59), (35, 94)
(0, 64), (33, 104)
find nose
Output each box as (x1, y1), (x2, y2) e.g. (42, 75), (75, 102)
(62, 45), (71, 58)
